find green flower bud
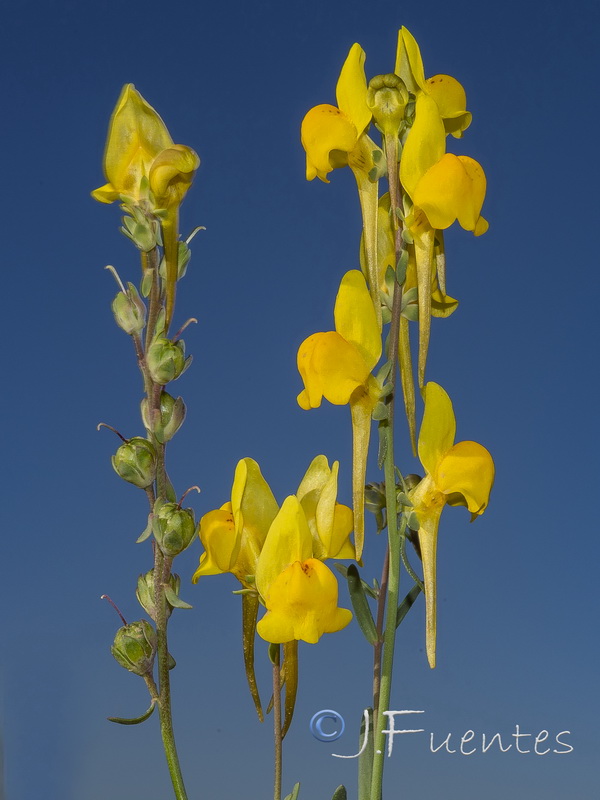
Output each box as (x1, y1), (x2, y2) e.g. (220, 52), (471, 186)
(111, 437), (157, 488)
(111, 282), (147, 335)
(141, 391), (186, 443)
(152, 501), (196, 557)
(111, 620), (156, 676)
(136, 570), (183, 620)
(120, 205), (160, 252)
(146, 337), (186, 385)
(366, 74), (409, 137)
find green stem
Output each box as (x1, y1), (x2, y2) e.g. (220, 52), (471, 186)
(272, 646), (282, 800)
(370, 136), (406, 800)
(370, 282), (402, 800)
(141, 246), (188, 800)
(153, 552), (188, 800)
(372, 545), (389, 722)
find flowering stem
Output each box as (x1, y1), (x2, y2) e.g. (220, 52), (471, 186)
(139, 247), (188, 800)
(370, 137), (405, 800)
(370, 279), (402, 800)
(372, 545), (389, 720)
(272, 645), (283, 800)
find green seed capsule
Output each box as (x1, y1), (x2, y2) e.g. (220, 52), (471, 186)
(111, 620), (156, 676)
(111, 437), (157, 488)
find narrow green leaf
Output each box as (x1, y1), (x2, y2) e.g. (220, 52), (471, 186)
(136, 514), (153, 543)
(242, 592), (264, 722)
(395, 583), (423, 628)
(282, 641), (298, 738)
(331, 788), (347, 800)
(346, 565), (378, 645)
(108, 699), (157, 725)
(283, 782), (301, 800)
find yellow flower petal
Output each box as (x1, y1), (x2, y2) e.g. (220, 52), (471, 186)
(413, 153), (487, 233)
(255, 496), (313, 601)
(300, 104), (358, 182)
(435, 440), (495, 515)
(231, 458), (279, 578)
(425, 74), (472, 138)
(400, 93), (445, 200)
(335, 43), (371, 136)
(297, 331), (373, 407)
(99, 84), (173, 203)
(149, 144), (200, 208)
(395, 27), (427, 94)
(333, 270), (382, 370)
(90, 182), (120, 204)
(418, 382), (456, 477)
(329, 503), (355, 559)
(192, 505), (237, 581)
(256, 559), (352, 644)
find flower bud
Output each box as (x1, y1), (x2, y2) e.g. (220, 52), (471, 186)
(111, 437), (156, 488)
(153, 501), (196, 557)
(136, 569), (182, 620)
(146, 337), (186, 385)
(141, 391), (186, 443)
(111, 282), (147, 335)
(111, 620), (156, 676)
(366, 74), (409, 136)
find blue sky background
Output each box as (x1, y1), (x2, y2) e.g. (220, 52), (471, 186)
(2, 0), (599, 798)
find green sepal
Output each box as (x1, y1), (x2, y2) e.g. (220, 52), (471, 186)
(381, 306), (392, 325)
(396, 249), (409, 286)
(153, 308), (167, 338)
(331, 786), (347, 800)
(164, 584), (193, 610)
(371, 401), (388, 422)
(242, 592), (264, 723)
(401, 227), (414, 245)
(136, 514), (154, 543)
(346, 565), (378, 645)
(159, 240), (192, 282)
(358, 709), (373, 800)
(396, 492), (412, 508)
(401, 287), (419, 321)
(141, 268), (153, 298)
(168, 653), (176, 670)
(108, 698), (157, 725)
(379, 289), (393, 312)
(396, 582), (423, 628)
(372, 149), (383, 163)
(164, 471), (178, 503)
(375, 360), (393, 386)
(282, 640), (299, 739)
(384, 265), (396, 297)
(283, 783), (301, 800)
(407, 511), (420, 531)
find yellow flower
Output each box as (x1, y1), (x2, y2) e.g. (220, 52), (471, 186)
(192, 458), (279, 585)
(296, 455), (355, 561)
(92, 84), (200, 329)
(395, 26), (472, 138)
(301, 43), (372, 183)
(399, 90), (488, 388)
(92, 84), (198, 206)
(410, 382), (494, 668)
(255, 496), (352, 644)
(297, 271), (381, 560)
